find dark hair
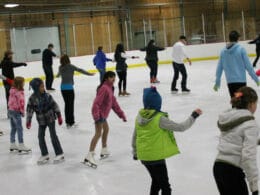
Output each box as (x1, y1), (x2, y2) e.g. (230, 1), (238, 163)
(229, 31), (240, 42)
(147, 40), (155, 48)
(114, 43), (124, 62)
(48, 43), (54, 48)
(231, 86), (258, 109)
(98, 46), (103, 51)
(60, 54), (71, 66)
(13, 76), (25, 91)
(97, 71), (116, 91)
(179, 35), (186, 40)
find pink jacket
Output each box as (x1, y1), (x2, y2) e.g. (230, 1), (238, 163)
(92, 81), (125, 121)
(8, 87), (25, 114)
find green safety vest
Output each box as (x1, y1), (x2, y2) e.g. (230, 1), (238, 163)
(136, 109), (180, 161)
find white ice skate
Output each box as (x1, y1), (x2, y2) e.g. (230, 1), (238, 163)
(10, 143), (19, 152)
(18, 143), (31, 154)
(53, 154), (65, 164)
(100, 147), (110, 160)
(82, 152), (97, 169)
(66, 123), (78, 129)
(37, 155), (50, 165)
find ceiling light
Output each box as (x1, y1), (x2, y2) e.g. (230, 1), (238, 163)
(4, 4), (19, 8)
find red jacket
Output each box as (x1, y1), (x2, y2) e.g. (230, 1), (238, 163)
(92, 81), (125, 121)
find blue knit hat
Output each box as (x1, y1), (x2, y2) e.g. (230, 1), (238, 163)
(29, 78), (43, 93)
(143, 87), (162, 111)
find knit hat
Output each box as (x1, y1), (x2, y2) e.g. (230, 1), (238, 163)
(143, 87), (162, 111)
(29, 78), (43, 93)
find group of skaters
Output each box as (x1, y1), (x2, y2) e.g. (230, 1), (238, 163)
(0, 30), (259, 195)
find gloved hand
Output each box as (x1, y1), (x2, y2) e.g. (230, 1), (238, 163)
(252, 191), (258, 195)
(213, 84), (219, 91)
(256, 69), (260, 76)
(26, 122), (31, 129)
(58, 116), (63, 125)
(6, 78), (13, 85)
(191, 109), (202, 119)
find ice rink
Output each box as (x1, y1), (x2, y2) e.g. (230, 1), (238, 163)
(0, 59), (260, 195)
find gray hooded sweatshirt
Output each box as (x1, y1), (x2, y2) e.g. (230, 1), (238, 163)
(216, 108), (259, 192)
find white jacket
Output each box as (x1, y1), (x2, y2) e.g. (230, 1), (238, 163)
(216, 108), (259, 192)
(172, 41), (189, 64)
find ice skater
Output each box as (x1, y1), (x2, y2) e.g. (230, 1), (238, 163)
(42, 43), (57, 91)
(171, 35), (192, 93)
(26, 78), (64, 164)
(57, 54), (95, 129)
(93, 46), (112, 83)
(140, 40), (165, 83)
(8, 76), (31, 153)
(214, 30), (260, 98)
(132, 86), (202, 195)
(0, 50), (27, 115)
(83, 71), (127, 168)
(114, 43), (138, 96)
(213, 86), (259, 195)
(248, 34), (260, 67)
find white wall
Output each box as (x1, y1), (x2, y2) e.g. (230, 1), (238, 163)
(12, 40), (257, 80)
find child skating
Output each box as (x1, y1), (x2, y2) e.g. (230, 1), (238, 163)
(83, 71), (127, 168)
(26, 78), (64, 165)
(132, 86), (202, 194)
(8, 76), (31, 153)
(214, 86), (259, 195)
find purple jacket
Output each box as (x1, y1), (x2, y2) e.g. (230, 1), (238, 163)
(92, 81), (125, 121)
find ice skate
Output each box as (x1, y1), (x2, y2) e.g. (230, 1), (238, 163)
(122, 91), (130, 96)
(0, 131), (3, 136)
(53, 153), (65, 164)
(82, 152), (97, 168)
(37, 155), (50, 165)
(18, 143), (31, 154)
(118, 91), (124, 96)
(10, 143), (19, 152)
(100, 147), (110, 159)
(182, 88), (191, 94)
(171, 88), (178, 94)
(66, 123), (78, 129)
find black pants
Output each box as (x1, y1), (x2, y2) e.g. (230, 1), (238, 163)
(213, 161), (249, 195)
(143, 160), (172, 195)
(43, 64), (54, 89)
(171, 62), (187, 90)
(227, 82), (246, 98)
(3, 82), (11, 110)
(38, 122), (63, 156)
(61, 90), (75, 126)
(146, 60), (158, 79)
(117, 71), (127, 92)
(253, 50), (260, 67)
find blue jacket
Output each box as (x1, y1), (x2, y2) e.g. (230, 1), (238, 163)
(215, 43), (259, 87)
(93, 50), (112, 70)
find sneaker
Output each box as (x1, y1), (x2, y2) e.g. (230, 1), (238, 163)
(10, 143), (19, 151)
(171, 88), (178, 94)
(182, 88), (190, 93)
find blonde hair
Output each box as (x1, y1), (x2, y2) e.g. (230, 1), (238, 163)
(13, 76), (25, 91)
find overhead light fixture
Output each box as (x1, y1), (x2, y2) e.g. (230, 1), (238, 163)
(4, 4), (19, 8)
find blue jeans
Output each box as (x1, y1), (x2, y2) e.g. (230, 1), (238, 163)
(9, 110), (23, 143)
(97, 68), (106, 83)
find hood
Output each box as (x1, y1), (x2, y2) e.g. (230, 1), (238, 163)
(224, 42), (240, 53)
(217, 109), (254, 132)
(136, 109), (161, 126)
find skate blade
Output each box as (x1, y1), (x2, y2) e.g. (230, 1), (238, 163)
(53, 157), (65, 164)
(81, 159), (97, 169)
(18, 150), (32, 155)
(37, 159), (50, 165)
(100, 154), (110, 160)
(10, 149), (19, 152)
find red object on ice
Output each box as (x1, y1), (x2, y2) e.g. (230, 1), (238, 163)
(256, 69), (260, 76)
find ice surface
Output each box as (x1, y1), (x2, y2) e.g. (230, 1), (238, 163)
(0, 59), (259, 195)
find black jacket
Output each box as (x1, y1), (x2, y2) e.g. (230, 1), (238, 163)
(42, 49), (56, 66)
(249, 36), (260, 51)
(140, 45), (164, 61)
(0, 57), (26, 81)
